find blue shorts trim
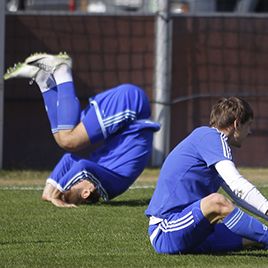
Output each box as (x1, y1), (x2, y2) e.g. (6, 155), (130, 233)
(82, 103), (104, 144)
(148, 200), (212, 254)
(148, 200), (242, 254)
(81, 83), (152, 144)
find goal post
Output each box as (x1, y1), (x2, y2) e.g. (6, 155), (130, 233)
(0, 1), (5, 169)
(152, 0), (171, 166)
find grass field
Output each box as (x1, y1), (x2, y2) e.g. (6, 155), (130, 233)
(1, 168), (268, 267)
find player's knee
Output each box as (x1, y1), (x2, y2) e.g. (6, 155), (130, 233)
(208, 193), (233, 213)
(201, 193), (234, 223)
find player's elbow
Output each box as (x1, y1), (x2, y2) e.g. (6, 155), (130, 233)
(58, 140), (78, 152)
(57, 134), (80, 152)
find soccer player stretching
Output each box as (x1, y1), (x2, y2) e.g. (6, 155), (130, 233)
(4, 52), (160, 208)
(146, 97), (268, 253)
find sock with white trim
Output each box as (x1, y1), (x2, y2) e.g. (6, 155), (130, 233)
(42, 87), (58, 133)
(223, 207), (268, 246)
(34, 70), (58, 133)
(56, 81), (81, 130)
(53, 63), (72, 84)
(51, 63), (81, 130)
(35, 70), (56, 93)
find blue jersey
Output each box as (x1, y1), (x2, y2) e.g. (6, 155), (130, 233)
(81, 83), (158, 143)
(48, 83), (160, 199)
(89, 121), (157, 180)
(145, 126), (232, 218)
(82, 83), (160, 179)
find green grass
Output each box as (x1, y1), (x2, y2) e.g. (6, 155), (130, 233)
(0, 169), (268, 267)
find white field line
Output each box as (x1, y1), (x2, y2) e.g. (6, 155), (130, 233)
(0, 185), (156, 191)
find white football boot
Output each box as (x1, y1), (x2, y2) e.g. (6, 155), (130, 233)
(4, 60), (56, 92)
(4, 62), (40, 80)
(25, 52), (72, 73)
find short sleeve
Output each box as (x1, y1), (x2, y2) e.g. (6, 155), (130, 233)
(196, 131), (232, 167)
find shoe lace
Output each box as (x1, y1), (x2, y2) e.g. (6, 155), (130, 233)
(34, 62), (53, 73)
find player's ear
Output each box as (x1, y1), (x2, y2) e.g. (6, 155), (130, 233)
(234, 119), (240, 129)
(81, 189), (90, 200)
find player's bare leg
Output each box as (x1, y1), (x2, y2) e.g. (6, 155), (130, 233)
(201, 193), (268, 249)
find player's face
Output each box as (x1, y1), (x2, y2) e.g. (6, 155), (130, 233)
(230, 119), (253, 148)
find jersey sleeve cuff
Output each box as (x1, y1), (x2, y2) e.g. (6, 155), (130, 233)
(46, 178), (64, 192)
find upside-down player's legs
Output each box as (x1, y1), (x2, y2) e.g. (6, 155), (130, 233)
(33, 56), (81, 134)
(52, 64), (81, 131)
(4, 53), (79, 135)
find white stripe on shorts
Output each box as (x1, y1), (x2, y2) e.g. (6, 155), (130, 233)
(149, 225), (161, 244)
(90, 100), (107, 138)
(160, 211), (195, 233)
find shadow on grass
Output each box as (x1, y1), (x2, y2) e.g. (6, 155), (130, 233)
(0, 240), (54, 246)
(187, 250), (268, 257)
(101, 198), (151, 207)
(229, 251), (268, 257)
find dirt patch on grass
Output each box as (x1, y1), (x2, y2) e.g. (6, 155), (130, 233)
(0, 170), (49, 186)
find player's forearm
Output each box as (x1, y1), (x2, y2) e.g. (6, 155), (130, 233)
(42, 182), (63, 202)
(42, 183), (77, 207)
(222, 182), (268, 221)
(245, 187), (268, 214)
(216, 160), (268, 215)
(42, 183), (55, 201)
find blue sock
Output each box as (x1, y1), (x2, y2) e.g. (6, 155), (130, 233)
(57, 82), (81, 130)
(223, 207), (268, 246)
(42, 86), (58, 133)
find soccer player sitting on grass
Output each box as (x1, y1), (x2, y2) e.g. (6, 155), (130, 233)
(145, 97), (268, 253)
(4, 52), (160, 208)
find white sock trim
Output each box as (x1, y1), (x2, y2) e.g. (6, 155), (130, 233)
(53, 64), (73, 84)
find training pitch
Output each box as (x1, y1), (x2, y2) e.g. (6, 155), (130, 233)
(0, 168), (268, 267)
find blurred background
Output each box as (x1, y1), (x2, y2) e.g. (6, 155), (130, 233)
(5, 0), (268, 13)
(2, 0), (268, 169)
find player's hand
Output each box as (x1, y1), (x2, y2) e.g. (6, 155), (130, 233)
(51, 198), (77, 208)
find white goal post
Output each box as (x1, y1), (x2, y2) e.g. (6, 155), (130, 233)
(0, 1), (5, 168)
(152, 0), (171, 166)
